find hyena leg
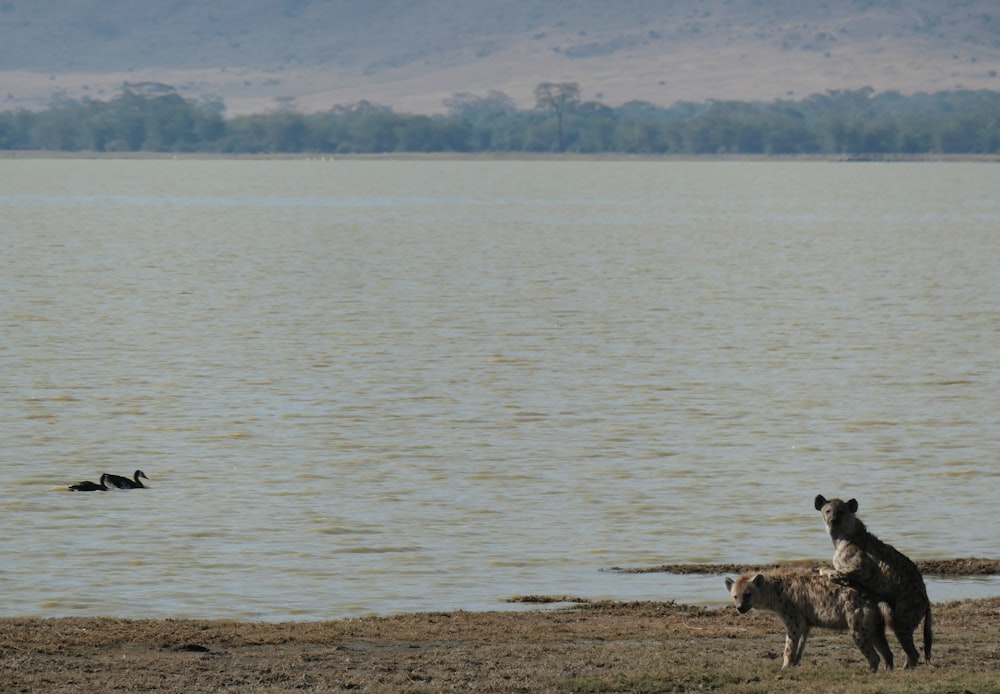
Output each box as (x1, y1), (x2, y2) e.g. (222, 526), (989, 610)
(875, 603), (895, 670)
(791, 624), (811, 665)
(885, 605), (920, 669)
(780, 618), (807, 667)
(849, 609), (889, 672)
(873, 625), (894, 671)
(897, 595), (930, 668)
(850, 630), (882, 672)
(782, 632), (796, 668)
(896, 630), (920, 669)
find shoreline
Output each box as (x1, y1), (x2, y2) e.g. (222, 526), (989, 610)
(3, 596), (998, 692)
(3, 150), (1000, 162)
(611, 556), (1000, 575)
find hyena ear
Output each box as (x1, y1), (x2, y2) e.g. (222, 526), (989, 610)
(724, 577), (734, 591)
(752, 573), (765, 587)
(814, 494), (828, 510)
(847, 498), (859, 513)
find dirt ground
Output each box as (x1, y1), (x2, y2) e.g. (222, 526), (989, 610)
(3, 560), (998, 693)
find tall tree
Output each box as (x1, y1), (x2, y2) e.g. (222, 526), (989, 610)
(444, 90), (517, 120)
(534, 82), (580, 152)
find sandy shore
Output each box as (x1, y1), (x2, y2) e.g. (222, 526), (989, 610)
(3, 595), (999, 693)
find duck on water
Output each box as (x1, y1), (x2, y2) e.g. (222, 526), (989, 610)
(68, 470), (148, 491)
(103, 470), (149, 489)
(69, 474), (109, 492)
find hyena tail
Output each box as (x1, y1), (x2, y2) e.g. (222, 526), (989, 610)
(923, 605), (933, 662)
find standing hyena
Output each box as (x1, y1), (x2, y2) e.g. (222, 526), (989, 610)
(724, 568), (893, 671)
(814, 494), (933, 668)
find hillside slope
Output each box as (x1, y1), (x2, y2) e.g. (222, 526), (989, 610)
(2, 0), (999, 114)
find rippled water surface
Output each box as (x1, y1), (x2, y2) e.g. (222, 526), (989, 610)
(2, 158), (998, 620)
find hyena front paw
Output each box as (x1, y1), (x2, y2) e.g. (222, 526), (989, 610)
(818, 568), (851, 585)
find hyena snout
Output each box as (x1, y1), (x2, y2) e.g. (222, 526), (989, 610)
(825, 507), (844, 528)
(724, 577), (754, 614)
(730, 593), (753, 614)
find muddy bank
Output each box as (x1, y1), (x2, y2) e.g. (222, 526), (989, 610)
(610, 556), (1000, 576)
(2, 595), (998, 693)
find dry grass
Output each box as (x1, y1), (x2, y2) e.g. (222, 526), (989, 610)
(2, 596), (998, 693)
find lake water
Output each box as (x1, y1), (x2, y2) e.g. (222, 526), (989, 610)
(1, 158), (998, 621)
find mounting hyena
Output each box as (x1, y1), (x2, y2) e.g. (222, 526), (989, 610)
(814, 494), (933, 668)
(725, 568), (893, 671)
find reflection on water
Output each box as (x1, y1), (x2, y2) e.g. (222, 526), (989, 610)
(1, 159), (998, 620)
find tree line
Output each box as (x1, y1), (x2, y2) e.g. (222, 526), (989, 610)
(1, 81), (998, 155)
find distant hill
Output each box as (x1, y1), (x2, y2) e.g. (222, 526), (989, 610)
(2, 0), (999, 114)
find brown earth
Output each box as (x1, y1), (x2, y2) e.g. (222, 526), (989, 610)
(3, 559), (998, 693)
(2, 600), (998, 693)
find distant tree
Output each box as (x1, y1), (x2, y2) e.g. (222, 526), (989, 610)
(683, 100), (762, 153)
(346, 109), (403, 152)
(616, 121), (670, 153)
(30, 104), (83, 150)
(766, 116), (818, 153)
(533, 82), (580, 152)
(267, 111), (309, 152)
(444, 90), (517, 120)
(861, 119), (900, 153)
(0, 109), (33, 149)
(443, 91), (518, 150)
(573, 101), (616, 152)
(5, 79), (1000, 155)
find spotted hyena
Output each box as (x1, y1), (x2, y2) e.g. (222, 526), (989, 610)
(724, 568), (893, 671)
(814, 494), (933, 668)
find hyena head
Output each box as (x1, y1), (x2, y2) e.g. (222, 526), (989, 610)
(814, 494), (860, 539)
(724, 574), (765, 614)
